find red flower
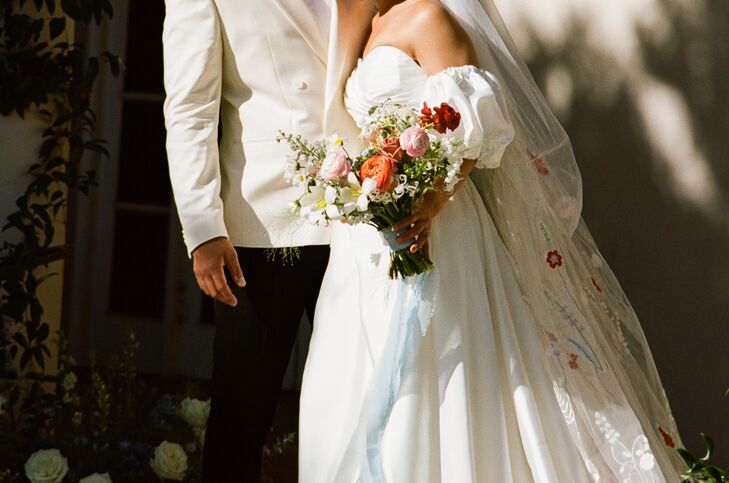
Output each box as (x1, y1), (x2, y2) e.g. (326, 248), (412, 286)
(420, 102), (433, 126)
(591, 277), (603, 292)
(529, 150), (550, 176)
(420, 101), (461, 133)
(568, 353), (579, 369)
(547, 250), (563, 269)
(658, 426), (676, 448)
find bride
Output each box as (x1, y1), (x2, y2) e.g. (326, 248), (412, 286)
(300, 0), (686, 481)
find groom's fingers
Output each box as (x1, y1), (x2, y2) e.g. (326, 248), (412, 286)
(195, 274), (213, 298)
(224, 249), (246, 287)
(210, 268), (238, 307)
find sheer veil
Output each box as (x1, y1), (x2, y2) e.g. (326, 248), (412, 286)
(443, 0), (685, 477)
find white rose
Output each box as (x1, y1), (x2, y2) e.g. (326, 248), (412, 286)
(177, 398), (210, 431)
(24, 448), (69, 483)
(79, 473), (112, 483)
(150, 441), (188, 481)
(61, 372), (77, 392)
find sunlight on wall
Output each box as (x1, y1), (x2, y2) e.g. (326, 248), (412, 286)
(495, 0), (721, 222)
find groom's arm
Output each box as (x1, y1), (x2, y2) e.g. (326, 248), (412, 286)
(163, 0), (243, 306)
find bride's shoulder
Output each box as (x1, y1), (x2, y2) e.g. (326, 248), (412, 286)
(399, 0), (477, 73)
(399, 0), (457, 28)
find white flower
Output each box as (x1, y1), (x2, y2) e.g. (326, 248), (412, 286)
(79, 473), (112, 483)
(324, 186), (343, 220)
(61, 372), (77, 392)
(340, 172), (376, 213)
(24, 449), (69, 483)
(178, 398), (210, 432)
(299, 187), (335, 225)
(150, 441), (188, 482)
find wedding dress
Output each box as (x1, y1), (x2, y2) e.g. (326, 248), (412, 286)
(298, 43), (686, 483)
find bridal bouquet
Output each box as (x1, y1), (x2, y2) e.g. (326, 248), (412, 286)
(278, 100), (466, 279)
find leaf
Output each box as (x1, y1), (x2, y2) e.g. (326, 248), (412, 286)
(700, 433), (716, 462)
(33, 347), (46, 370)
(36, 323), (50, 342)
(61, 0), (81, 20)
(102, 0), (113, 18)
(12, 333), (29, 350)
(49, 17), (66, 40)
(677, 448), (696, 467)
(20, 349), (33, 370)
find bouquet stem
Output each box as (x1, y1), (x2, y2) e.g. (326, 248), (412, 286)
(389, 249), (434, 279)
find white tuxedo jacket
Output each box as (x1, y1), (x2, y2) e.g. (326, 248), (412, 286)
(163, 0), (373, 255)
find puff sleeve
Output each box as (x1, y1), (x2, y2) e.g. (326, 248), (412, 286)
(422, 66), (514, 169)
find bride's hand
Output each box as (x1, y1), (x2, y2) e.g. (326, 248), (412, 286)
(392, 190), (452, 255)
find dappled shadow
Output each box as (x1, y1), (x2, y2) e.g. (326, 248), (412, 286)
(514, 0), (729, 463)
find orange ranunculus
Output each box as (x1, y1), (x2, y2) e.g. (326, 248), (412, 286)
(359, 154), (397, 191)
(381, 137), (404, 162)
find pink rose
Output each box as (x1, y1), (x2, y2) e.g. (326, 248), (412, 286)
(399, 127), (430, 158)
(319, 147), (351, 181)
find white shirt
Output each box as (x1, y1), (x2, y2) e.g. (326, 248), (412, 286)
(304, 0), (331, 37)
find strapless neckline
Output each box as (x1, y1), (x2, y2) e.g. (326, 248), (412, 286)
(356, 45), (422, 72)
(345, 45), (429, 128)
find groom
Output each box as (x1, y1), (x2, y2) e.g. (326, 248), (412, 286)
(163, 0), (373, 480)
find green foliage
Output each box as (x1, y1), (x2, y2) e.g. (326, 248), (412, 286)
(0, 0), (119, 378)
(679, 390), (729, 482)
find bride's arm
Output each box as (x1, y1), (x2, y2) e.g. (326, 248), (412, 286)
(392, 2), (481, 252)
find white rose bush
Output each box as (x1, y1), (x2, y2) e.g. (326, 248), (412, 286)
(150, 441), (189, 481)
(24, 449), (69, 483)
(0, 327), (296, 482)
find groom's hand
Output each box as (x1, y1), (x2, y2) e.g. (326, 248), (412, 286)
(192, 237), (245, 307)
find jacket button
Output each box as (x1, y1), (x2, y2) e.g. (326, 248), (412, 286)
(295, 81), (308, 90)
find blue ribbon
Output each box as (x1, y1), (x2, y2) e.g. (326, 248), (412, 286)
(381, 226), (416, 252)
(360, 272), (437, 482)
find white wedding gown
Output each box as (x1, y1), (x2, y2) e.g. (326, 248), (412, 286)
(299, 46), (682, 482)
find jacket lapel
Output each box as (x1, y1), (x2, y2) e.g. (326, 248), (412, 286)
(272, 0), (329, 65)
(324, 0), (374, 136)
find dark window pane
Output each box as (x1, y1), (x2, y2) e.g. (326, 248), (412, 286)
(109, 210), (169, 318)
(124, 0), (165, 94)
(117, 100), (170, 206)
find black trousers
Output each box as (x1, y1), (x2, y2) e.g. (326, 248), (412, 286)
(201, 246), (330, 483)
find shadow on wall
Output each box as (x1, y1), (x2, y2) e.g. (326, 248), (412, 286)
(517, 0), (729, 464)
